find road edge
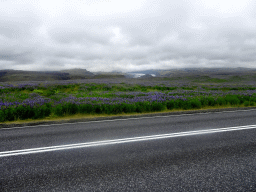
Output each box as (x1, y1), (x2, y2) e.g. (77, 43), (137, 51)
(1, 107), (256, 128)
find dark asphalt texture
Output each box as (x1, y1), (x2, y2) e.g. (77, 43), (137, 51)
(1, 109), (256, 191)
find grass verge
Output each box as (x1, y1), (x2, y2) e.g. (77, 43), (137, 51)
(1, 105), (255, 127)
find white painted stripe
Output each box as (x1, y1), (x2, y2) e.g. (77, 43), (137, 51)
(1, 124), (256, 158)
(1, 108), (256, 130)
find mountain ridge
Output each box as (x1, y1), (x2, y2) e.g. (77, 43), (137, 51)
(1, 67), (256, 82)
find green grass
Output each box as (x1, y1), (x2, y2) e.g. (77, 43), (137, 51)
(192, 76), (228, 83)
(1, 104), (254, 126)
(1, 81), (256, 123)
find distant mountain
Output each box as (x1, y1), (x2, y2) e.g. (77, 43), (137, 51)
(125, 67), (256, 79)
(92, 71), (126, 78)
(0, 68), (95, 82)
(0, 70), (70, 82)
(1, 67), (255, 82)
(61, 68), (94, 76)
(155, 67), (256, 78)
(138, 74), (154, 79)
(60, 68), (94, 79)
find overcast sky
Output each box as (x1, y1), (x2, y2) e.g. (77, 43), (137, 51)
(1, 0), (256, 72)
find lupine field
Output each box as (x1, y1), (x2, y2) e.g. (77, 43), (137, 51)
(0, 77), (256, 122)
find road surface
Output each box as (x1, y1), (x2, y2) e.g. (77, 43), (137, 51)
(1, 109), (256, 191)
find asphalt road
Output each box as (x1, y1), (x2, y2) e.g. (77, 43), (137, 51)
(1, 109), (256, 191)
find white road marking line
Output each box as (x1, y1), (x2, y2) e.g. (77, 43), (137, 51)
(1, 108), (256, 130)
(1, 124), (256, 158)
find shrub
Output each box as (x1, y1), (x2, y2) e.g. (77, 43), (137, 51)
(207, 97), (216, 106)
(16, 105), (31, 120)
(55, 103), (79, 115)
(216, 97), (226, 106)
(119, 103), (136, 113)
(135, 102), (148, 113)
(101, 104), (114, 114)
(225, 95), (240, 105)
(166, 100), (175, 110)
(0, 110), (5, 122)
(182, 100), (192, 110)
(151, 102), (165, 111)
(250, 97), (256, 102)
(200, 97), (209, 107)
(54, 105), (64, 116)
(33, 105), (51, 119)
(43, 90), (56, 97)
(33, 89), (44, 94)
(239, 95), (250, 104)
(190, 99), (202, 109)
(174, 99), (184, 109)
(200, 96), (216, 107)
(4, 108), (15, 121)
(250, 102), (255, 106)
(66, 103), (78, 115)
(244, 101), (250, 107)
(79, 104), (93, 114)
(93, 105), (102, 114)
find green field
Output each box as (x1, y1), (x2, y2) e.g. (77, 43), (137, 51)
(1, 75), (256, 123)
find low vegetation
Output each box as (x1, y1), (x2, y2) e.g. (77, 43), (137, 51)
(0, 77), (256, 122)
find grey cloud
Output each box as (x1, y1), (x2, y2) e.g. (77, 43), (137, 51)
(49, 25), (113, 45)
(0, 0), (256, 72)
(0, 4), (42, 39)
(0, 48), (37, 65)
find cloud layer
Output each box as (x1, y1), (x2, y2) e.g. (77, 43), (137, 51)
(1, 0), (256, 72)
